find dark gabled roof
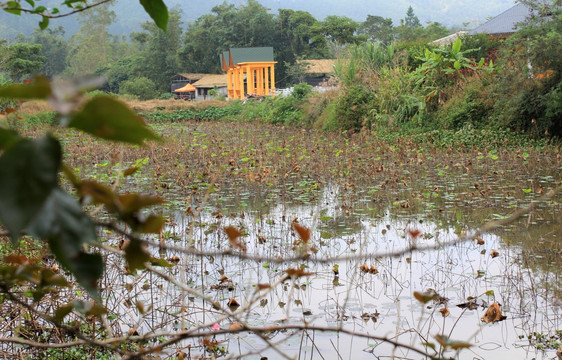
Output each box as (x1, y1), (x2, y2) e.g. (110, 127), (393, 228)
(229, 47), (274, 65)
(171, 73), (207, 81)
(470, 3), (531, 35)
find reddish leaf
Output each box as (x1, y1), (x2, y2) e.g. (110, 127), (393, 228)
(408, 229), (421, 239)
(293, 223), (311, 243)
(285, 268), (313, 277)
(224, 226), (246, 252)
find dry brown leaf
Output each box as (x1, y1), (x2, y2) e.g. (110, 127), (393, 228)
(439, 307), (450, 317)
(229, 322), (244, 331)
(293, 223), (311, 243)
(360, 263), (369, 273)
(369, 265), (379, 274)
(475, 237), (485, 245)
(285, 268), (313, 277)
(481, 302), (507, 324)
(227, 298), (240, 308)
(224, 226), (246, 252)
(490, 249), (499, 258)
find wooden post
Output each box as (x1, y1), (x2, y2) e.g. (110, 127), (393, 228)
(270, 65), (275, 97)
(227, 70), (233, 99)
(247, 65), (255, 96)
(257, 67), (264, 96)
(264, 66), (270, 96)
(238, 66), (244, 99)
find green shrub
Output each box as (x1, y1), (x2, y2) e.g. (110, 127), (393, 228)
(316, 101), (339, 131)
(9, 111), (58, 129)
(370, 66), (424, 125)
(434, 76), (494, 130)
(332, 85), (375, 131)
(267, 96), (304, 126)
(457, 33), (503, 64)
(291, 83), (313, 100)
(119, 77), (157, 100)
(87, 90), (116, 98)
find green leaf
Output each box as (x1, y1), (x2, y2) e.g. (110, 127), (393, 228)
(124, 239), (150, 274)
(453, 60), (461, 70)
(139, 0), (168, 32)
(435, 334), (471, 350)
(478, 58), (485, 68)
(0, 136), (60, 241)
(413, 289), (439, 304)
(0, 76), (51, 99)
(38, 15), (49, 30)
(33, 5), (46, 13)
(68, 96), (160, 145)
(0, 128), (21, 151)
(452, 38), (462, 54)
(53, 303), (74, 323)
(4, 1), (21, 15)
(138, 215), (165, 234)
(26, 188), (102, 298)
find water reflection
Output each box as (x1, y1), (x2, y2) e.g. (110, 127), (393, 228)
(97, 183), (561, 359)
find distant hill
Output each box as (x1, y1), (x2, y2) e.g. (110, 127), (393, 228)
(0, 0), (515, 40)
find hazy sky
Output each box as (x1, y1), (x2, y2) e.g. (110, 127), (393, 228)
(257, 0), (518, 27)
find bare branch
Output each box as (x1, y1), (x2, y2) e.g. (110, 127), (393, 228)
(1, 0), (112, 19)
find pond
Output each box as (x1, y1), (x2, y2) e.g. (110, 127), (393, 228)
(4, 122), (560, 359)
(98, 177), (560, 360)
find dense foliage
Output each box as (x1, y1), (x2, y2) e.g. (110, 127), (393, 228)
(1, 0), (457, 92)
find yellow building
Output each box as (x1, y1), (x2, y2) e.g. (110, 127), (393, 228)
(220, 47), (276, 100)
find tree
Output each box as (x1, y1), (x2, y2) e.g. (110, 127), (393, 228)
(404, 6), (422, 28)
(395, 6), (425, 41)
(119, 76), (157, 100)
(358, 15), (394, 44)
(137, 7), (183, 93)
(178, 1), (279, 74)
(2, 43), (45, 81)
(278, 9), (325, 58)
(422, 22), (451, 42)
(316, 15), (360, 46)
(66, 3), (121, 76)
(28, 26), (69, 77)
(100, 55), (144, 94)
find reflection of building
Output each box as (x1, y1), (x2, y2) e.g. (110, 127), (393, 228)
(220, 47), (276, 99)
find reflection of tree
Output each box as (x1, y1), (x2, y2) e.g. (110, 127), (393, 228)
(498, 222), (562, 303)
